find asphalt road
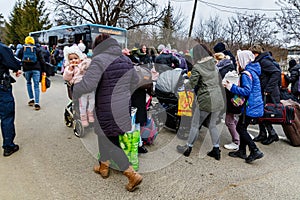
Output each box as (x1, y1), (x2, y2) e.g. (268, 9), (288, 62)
(0, 74), (300, 200)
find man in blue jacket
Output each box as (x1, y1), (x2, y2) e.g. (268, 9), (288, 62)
(0, 40), (22, 156)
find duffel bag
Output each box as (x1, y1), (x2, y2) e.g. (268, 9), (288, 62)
(258, 95), (295, 125)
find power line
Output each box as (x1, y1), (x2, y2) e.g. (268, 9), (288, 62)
(171, 0), (291, 12)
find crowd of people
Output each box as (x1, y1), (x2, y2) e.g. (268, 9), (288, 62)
(2, 33), (300, 192)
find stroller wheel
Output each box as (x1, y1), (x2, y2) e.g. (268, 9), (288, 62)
(64, 108), (73, 128)
(74, 119), (85, 138)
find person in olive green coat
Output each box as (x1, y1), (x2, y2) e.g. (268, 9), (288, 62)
(177, 43), (225, 160)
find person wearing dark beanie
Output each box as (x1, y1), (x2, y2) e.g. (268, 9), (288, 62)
(288, 59), (297, 70)
(213, 42), (226, 53)
(213, 42), (236, 68)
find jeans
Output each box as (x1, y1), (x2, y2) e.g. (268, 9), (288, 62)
(0, 87), (16, 149)
(236, 115), (258, 152)
(25, 70), (40, 104)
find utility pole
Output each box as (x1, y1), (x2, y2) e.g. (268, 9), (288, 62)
(188, 0), (198, 38)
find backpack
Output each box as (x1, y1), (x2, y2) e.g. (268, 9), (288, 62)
(22, 45), (37, 64)
(140, 117), (158, 145)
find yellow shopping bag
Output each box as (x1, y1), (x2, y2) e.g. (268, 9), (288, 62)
(178, 90), (194, 117)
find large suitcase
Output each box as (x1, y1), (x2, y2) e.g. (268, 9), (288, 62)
(281, 99), (300, 147)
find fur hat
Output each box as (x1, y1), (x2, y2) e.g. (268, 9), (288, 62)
(249, 44), (263, 54)
(25, 36), (35, 45)
(78, 42), (86, 52)
(213, 42), (226, 53)
(289, 59), (297, 68)
(63, 45), (85, 64)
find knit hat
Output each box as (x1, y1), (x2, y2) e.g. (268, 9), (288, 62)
(236, 50), (255, 70)
(249, 44), (263, 54)
(157, 44), (165, 52)
(63, 45), (84, 64)
(213, 42), (226, 53)
(25, 36), (35, 45)
(289, 59), (297, 68)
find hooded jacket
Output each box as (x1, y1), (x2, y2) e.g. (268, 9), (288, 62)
(190, 57), (225, 112)
(230, 62), (264, 118)
(73, 38), (138, 137)
(286, 64), (300, 95)
(253, 52), (281, 103)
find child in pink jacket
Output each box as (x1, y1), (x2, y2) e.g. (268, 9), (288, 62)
(63, 45), (95, 127)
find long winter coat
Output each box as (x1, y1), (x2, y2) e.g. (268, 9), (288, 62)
(253, 52), (281, 103)
(190, 57), (225, 112)
(230, 62), (264, 118)
(73, 38), (138, 137)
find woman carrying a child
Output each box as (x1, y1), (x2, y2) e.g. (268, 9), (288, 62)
(63, 45), (95, 127)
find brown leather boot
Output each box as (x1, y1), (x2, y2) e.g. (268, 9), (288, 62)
(93, 161), (110, 179)
(123, 166), (143, 192)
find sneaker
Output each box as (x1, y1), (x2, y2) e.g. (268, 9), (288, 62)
(3, 145), (19, 157)
(224, 142), (239, 150)
(28, 100), (34, 106)
(34, 104), (41, 111)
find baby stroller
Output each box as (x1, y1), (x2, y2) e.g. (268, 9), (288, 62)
(64, 83), (85, 137)
(152, 68), (193, 140)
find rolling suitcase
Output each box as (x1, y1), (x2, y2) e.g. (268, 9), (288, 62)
(281, 99), (300, 146)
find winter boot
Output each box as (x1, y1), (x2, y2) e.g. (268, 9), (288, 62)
(261, 132), (279, 145)
(253, 132), (267, 142)
(228, 149), (247, 159)
(93, 160), (110, 179)
(87, 111), (95, 123)
(207, 147), (221, 160)
(176, 144), (192, 157)
(80, 114), (89, 127)
(245, 148), (264, 163)
(123, 166), (143, 192)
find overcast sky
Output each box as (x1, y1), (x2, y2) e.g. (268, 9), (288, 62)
(0, 0), (281, 22)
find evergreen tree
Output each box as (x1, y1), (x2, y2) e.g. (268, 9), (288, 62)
(0, 13), (5, 41)
(4, 0), (51, 44)
(159, 1), (184, 49)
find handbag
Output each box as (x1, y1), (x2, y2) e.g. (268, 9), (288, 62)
(258, 95), (295, 125)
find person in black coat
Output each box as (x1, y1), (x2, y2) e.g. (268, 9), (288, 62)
(213, 42), (237, 69)
(285, 59), (300, 101)
(215, 53), (240, 150)
(250, 44), (281, 145)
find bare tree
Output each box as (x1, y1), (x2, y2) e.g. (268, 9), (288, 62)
(276, 0), (300, 42)
(51, 0), (166, 30)
(225, 13), (279, 47)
